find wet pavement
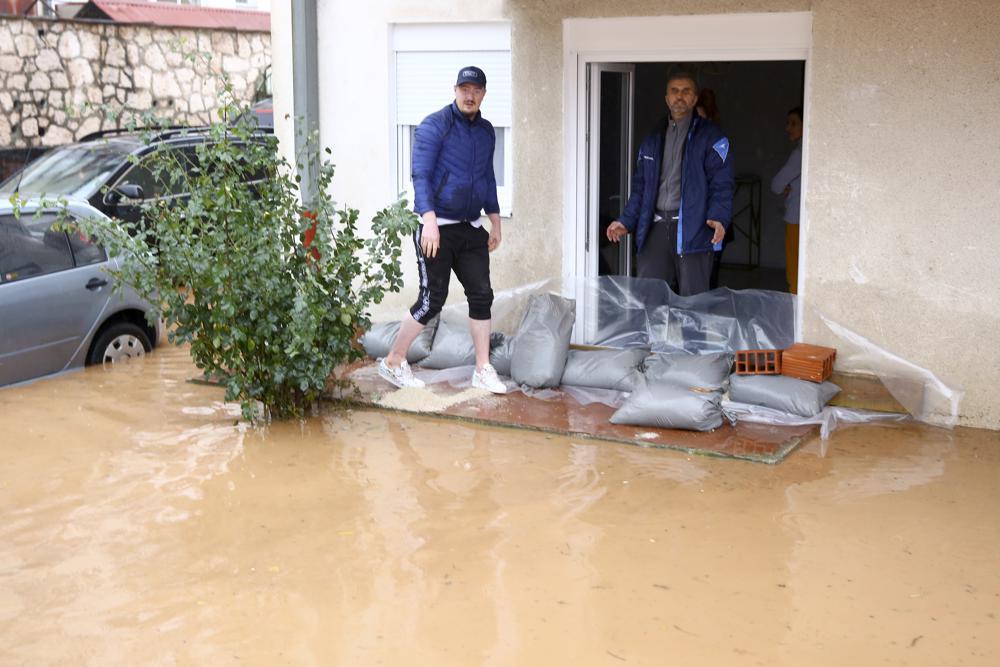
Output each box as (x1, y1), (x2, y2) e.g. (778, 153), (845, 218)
(1, 344), (999, 665)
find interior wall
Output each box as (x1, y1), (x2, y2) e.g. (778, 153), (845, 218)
(632, 61), (804, 271)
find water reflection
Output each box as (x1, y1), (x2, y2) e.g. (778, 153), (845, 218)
(0, 345), (998, 665)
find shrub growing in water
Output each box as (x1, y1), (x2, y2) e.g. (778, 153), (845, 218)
(72, 84), (418, 421)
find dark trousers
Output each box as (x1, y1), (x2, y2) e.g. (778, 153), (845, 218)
(410, 222), (493, 324)
(637, 215), (714, 296)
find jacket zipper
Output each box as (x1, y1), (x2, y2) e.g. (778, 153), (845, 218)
(466, 121), (475, 219)
(677, 116), (697, 257)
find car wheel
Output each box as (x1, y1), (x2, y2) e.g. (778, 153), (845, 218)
(87, 322), (152, 366)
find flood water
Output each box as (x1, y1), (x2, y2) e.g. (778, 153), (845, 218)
(1, 344), (999, 666)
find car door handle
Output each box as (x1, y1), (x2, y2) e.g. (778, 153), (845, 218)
(85, 278), (108, 290)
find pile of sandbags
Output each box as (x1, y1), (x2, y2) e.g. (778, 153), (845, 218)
(360, 300), (840, 434)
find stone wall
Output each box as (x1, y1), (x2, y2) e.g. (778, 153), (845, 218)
(0, 16), (270, 148)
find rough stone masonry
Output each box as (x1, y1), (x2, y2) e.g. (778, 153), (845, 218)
(0, 16), (270, 148)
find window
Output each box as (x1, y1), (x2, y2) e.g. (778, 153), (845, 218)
(392, 23), (513, 216)
(0, 214), (75, 283)
(1, 142), (133, 199)
(67, 226), (107, 267)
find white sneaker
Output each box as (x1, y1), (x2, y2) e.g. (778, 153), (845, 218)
(378, 358), (425, 389)
(472, 363), (507, 394)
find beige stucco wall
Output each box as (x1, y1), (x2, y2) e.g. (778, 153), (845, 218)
(507, 0), (1000, 429)
(278, 0), (1000, 428)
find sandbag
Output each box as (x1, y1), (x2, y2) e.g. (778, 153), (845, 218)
(561, 348), (647, 392)
(729, 374), (840, 417)
(510, 293), (576, 388)
(643, 351), (733, 391)
(609, 377), (723, 431)
(489, 333), (514, 376)
(361, 316), (438, 364)
(419, 318), (475, 369)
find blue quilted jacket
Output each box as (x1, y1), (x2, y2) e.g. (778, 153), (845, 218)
(620, 114), (735, 255)
(412, 102), (500, 220)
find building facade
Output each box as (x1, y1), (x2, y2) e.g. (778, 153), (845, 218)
(271, 0), (1000, 429)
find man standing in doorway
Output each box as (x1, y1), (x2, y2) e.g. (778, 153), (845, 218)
(378, 66), (506, 394)
(771, 106), (803, 294)
(607, 70), (735, 296)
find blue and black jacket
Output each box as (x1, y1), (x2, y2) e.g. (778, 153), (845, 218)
(412, 102), (500, 221)
(620, 114), (735, 255)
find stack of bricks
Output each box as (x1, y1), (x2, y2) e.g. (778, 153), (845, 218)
(733, 343), (836, 383)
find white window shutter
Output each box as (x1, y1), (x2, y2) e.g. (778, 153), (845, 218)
(395, 51), (512, 127)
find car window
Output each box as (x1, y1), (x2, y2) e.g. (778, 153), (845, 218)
(67, 226), (107, 267)
(0, 141), (136, 199)
(116, 147), (200, 199)
(116, 160), (161, 199)
(0, 213), (75, 283)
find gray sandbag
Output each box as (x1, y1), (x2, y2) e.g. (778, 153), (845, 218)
(729, 374), (840, 417)
(609, 376), (723, 431)
(561, 348), (647, 392)
(643, 351), (734, 391)
(489, 333), (514, 376)
(419, 317), (475, 369)
(361, 315), (438, 364)
(510, 293), (576, 388)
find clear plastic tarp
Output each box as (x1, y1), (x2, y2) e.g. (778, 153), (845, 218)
(429, 275), (961, 428)
(474, 275), (794, 354)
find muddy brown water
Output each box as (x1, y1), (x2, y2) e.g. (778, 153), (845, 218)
(1, 344), (999, 666)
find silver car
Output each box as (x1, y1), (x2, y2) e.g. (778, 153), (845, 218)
(0, 199), (160, 387)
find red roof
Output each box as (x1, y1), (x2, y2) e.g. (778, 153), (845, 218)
(80, 0), (270, 32)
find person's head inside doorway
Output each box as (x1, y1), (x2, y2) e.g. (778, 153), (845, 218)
(785, 106), (803, 142)
(664, 70), (699, 121)
(454, 66), (487, 120)
(696, 88), (720, 125)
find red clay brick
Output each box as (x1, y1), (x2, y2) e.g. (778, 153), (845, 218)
(734, 349), (782, 375)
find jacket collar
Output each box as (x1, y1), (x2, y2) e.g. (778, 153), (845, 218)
(450, 101), (481, 125)
(658, 112), (699, 135)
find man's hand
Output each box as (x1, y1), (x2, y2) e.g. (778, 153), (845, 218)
(420, 212), (440, 258)
(487, 214), (502, 252)
(606, 220), (628, 243)
(706, 219), (725, 245)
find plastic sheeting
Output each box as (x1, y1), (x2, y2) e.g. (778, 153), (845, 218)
(437, 275), (959, 427)
(808, 308), (962, 427)
(363, 274), (960, 431)
(462, 275), (794, 354)
(722, 400), (911, 441)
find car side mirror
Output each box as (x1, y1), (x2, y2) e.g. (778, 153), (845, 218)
(115, 182), (144, 201)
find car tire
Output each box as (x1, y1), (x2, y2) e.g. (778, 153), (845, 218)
(87, 322), (152, 366)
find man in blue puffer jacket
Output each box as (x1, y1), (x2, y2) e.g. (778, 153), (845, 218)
(379, 66), (506, 394)
(607, 70), (735, 295)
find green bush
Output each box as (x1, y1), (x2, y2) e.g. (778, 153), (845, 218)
(72, 84), (418, 421)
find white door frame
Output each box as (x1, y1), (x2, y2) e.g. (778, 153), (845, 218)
(562, 12), (813, 335)
(585, 62), (635, 279)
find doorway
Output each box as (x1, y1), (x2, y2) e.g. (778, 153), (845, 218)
(563, 11), (813, 335)
(587, 60), (806, 292)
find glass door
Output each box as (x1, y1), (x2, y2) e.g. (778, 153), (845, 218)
(586, 63), (635, 278)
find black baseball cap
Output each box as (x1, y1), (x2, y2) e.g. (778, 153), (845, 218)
(456, 66), (487, 88)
